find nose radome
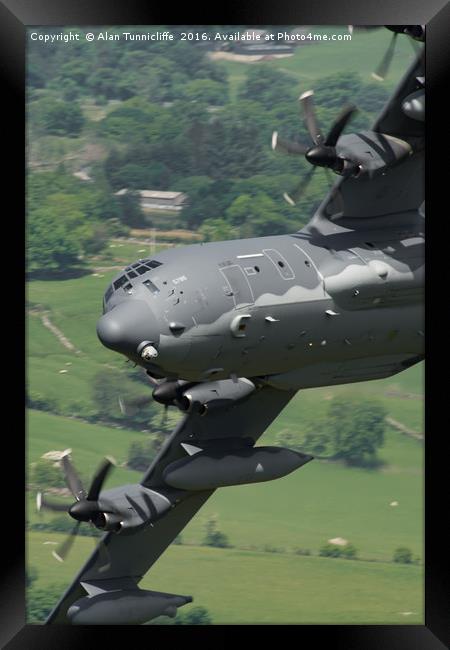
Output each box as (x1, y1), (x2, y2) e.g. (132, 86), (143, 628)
(96, 299), (160, 356)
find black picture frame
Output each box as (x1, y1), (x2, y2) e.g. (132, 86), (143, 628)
(5, 0), (448, 647)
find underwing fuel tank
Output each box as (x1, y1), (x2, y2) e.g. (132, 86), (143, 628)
(67, 589), (192, 625)
(163, 446), (313, 490)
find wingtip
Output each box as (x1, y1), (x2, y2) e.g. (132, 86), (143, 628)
(371, 72), (384, 81)
(52, 550), (64, 563)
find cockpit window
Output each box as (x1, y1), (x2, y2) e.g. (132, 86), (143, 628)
(128, 259), (162, 271)
(105, 285), (114, 302)
(113, 275), (128, 290)
(105, 260), (163, 302)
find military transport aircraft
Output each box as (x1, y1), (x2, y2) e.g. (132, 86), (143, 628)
(40, 26), (424, 624)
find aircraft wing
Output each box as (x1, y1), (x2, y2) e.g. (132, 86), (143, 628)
(45, 384), (296, 624)
(316, 49), (424, 221)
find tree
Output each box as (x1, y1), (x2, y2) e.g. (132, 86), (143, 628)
(34, 98), (85, 137)
(225, 193), (292, 237)
(327, 396), (387, 467)
(393, 547), (413, 564)
(199, 218), (238, 242)
(303, 418), (334, 457)
(238, 65), (296, 108)
(27, 206), (81, 272)
(127, 438), (161, 471)
(32, 459), (66, 489)
(183, 79), (227, 106)
(115, 190), (145, 228)
(174, 606), (212, 625)
(319, 542), (358, 559)
(202, 514), (231, 548)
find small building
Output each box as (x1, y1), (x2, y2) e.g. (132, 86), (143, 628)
(115, 189), (188, 212)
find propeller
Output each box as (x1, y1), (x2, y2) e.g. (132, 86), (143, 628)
(37, 453), (119, 566)
(118, 369), (165, 416)
(272, 90), (358, 205)
(372, 26), (424, 81)
(118, 394), (151, 416)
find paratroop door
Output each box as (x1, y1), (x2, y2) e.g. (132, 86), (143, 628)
(220, 264), (254, 309)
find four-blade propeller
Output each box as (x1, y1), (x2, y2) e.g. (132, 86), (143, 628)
(372, 26), (423, 81)
(272, 90), (358, 205)
(37, 453), (117, 565)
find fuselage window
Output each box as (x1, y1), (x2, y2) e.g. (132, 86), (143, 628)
(263, 249), (295, 280)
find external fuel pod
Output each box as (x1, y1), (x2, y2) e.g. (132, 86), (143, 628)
(67, 589), (192, 625)
(162, 446), (313, 490)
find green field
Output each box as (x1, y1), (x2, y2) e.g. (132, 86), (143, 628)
(216, 27), (418, 100)
(27, 402), (423, 624)
(27, 408), (423, 562)
(25, 273), (424, 626)
(28, 531), (423, 625)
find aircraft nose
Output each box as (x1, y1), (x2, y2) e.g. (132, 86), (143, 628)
(96, 299), (160, 357)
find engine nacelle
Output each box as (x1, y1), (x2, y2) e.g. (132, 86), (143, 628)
(93, 512), (123, 532)
(178, 377), (256, 415)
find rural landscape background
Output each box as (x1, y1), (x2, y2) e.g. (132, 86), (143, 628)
(26, 25), (424, 625)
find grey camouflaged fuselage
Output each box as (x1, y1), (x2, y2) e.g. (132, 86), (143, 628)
(102, 207), (424, 388)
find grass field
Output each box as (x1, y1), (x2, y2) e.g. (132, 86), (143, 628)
(215, 27), (419, 100)
(26, 268), (424, 624)
(28, 530), (423, 624)
(27, 407), (423, 561)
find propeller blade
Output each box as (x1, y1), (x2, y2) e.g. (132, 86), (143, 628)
(324, 105), (357, 147)
(118, 394), (150, 416)
(86, 458), (114, 502)
(37, 493), (70, 513)
(52, 521), (80, 562)
(61, 454), (85, 501)
(271, 131), (309, 155)
(161, 404), (169, 430)
(372, 32), (398, 81)
(299, 90), (324, 145)
(283, 167), (316, 206)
